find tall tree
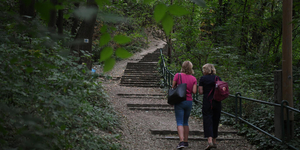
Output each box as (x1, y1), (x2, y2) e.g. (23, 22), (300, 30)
(57, 1), (64, 34)
(48, 0), (58, 32)
(71, 2), (80, 35)
(19, 0), (36, 20)
(70, 0), (98, 70)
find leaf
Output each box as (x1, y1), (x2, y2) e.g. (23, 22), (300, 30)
(74, 6), (98, 21)
(190, 0), (206, 7)
(161, 14), (174, 36)
(35, 1), (53, 23)
(95, 0), (110, 7)
(100, 25), (108, 33)
(143, 0), (152, 4)
(99, 33), (111, 46)
(26, 67), (34, 73)
(116, 48), (132, 59)
(168, 5), (190, 16)
(63, 14), (70, 19)
(113, 35), (131, 45)
(10, 57), (18, 64)
(100, 47), (113, 62)
(60, 125), (66, 130)
(154, 3), (167, 22)
(55, 5), (64, 10)
(103, 58), (115, 72)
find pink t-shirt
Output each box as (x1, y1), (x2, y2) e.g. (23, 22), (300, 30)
(173, 73), (197, 101)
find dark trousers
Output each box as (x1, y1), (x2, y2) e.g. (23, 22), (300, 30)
(202, 100), (222, 138)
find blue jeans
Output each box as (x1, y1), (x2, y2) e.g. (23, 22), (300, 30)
(174, 100), (193, 126)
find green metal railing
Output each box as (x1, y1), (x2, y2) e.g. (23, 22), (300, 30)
(159, 48), (299, 150)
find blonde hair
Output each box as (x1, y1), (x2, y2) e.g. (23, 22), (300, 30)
(181, 61), (194, 75)
(202, 63), (216, 75)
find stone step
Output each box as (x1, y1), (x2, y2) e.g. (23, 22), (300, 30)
(127, 62), (158, 65)
(118, 94), (165, 96)
(118, 94), (165, 98)
(158, 137), (241, 141)
(124, 70), (159, 73)
(127, 104), (170, 107)
(129, 108), (173, 111)
(121, 78), (160, 82)
(127, 103), (172, 111)
(120, 81), (159, 84)
(121, 75), (160, 78)
(126, 65), (157, 68)
(125, 67), (157, 71)
(150, 130), (238, 135)
(119, 84), (161, 87)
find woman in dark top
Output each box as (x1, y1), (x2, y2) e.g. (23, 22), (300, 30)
(198, 63), (222, 150)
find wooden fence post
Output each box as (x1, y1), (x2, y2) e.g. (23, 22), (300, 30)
(274, 70), (282, 139)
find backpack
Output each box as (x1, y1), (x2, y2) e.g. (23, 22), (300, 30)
(208, 76), (229, 102)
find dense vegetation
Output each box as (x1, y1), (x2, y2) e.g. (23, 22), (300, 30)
(158, 0), (300, 149)
(1, 0), (300, 149)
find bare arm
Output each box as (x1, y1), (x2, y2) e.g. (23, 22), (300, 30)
(198, 86), (203, 95)
(172, 80), (177, 88)
(192, 84), (197, 94)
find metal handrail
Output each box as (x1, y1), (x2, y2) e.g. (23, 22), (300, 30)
(159, 48), (300, 150)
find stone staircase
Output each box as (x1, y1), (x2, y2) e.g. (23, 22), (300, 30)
(120, 48), (165, 87)
(111, 45), (256, 149)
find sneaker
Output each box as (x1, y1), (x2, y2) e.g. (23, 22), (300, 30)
(176, 141), (185, 149)
(184, 142), (188, 148)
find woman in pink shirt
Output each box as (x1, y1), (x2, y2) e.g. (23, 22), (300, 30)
(172, 61), (197, 149)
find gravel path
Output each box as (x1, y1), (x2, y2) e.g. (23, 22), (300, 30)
(100, 38), (257, 150)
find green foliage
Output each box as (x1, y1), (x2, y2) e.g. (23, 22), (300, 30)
(163, 0), (300, 149)
(0, 2), (122, 149)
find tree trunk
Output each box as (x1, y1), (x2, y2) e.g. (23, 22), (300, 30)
(71, 3), (80, 35)
(48, 0), (57, 33)
(19, 0), (36, 20)
(70, 0), (98, 70)
(57, 2), (63, 35)
(167, 0), (173, 64)
(240, 0), (248, 56)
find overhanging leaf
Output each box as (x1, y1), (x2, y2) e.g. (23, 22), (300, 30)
(95, 0), (110, 7)
(35, 1), (53, 23)
(116, 48), (132, 59)
(103, 58), (115, 72)
(99, 33), (111, 46)
(168, 5), (190, 16)
(154, 3), (167, 22)
(100, 47), (113, 62)
(113, 35), (131, 45)
(55, 5), (64, 10)
(161, 14), (174, 36)
(74, 6), (97, 21)
(190, 0), (206, 7)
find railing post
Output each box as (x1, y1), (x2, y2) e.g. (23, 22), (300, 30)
(274, 70), (283, 139)
(167, 70), (170, 87)
(235, 93), (241, 125)
(281, 100), (291, 142)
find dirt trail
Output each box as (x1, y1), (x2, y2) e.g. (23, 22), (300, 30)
(100, 38), (257, 150)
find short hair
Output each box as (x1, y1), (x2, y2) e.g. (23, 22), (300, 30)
(181, 61), (194, 75)
(202, 63), (216, 75)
